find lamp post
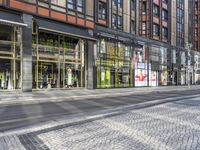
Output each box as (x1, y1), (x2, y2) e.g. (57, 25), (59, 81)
(185, 43), (193, 88)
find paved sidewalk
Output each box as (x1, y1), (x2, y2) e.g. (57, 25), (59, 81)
(0, 85), (200, 106)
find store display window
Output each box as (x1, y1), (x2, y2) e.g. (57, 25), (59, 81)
(32, 32), (85, 89)
(97, 38), (133, 88)
(0, 25), (22, 90)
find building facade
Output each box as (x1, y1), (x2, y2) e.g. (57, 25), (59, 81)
(0, 0), (199, 92)
(192, 0), (200, 84)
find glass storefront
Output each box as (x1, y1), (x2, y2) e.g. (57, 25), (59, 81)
(32, 32), (85, 89)
(134, 45), (148, 87)
(150, 46), (168, 86)
(97, 38), (133, 88)
(160, 66), (168, 86)
(0, 25), (22, 90)
(149, 70), (158, 87)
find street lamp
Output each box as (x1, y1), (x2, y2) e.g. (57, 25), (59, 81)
(185, 43), (193, 88)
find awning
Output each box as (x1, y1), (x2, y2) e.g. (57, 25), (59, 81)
(0, 11), (27, 27)
(36, 18), (96, 41)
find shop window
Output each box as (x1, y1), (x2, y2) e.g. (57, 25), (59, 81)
(150, 47), (159, 62)
(98, 1), (107, 20)
(33, 32), (85, 89)
(172, 49), (176, 64)
(97, 39), (133, 88)
(160, 48), (167, 64)
(125, 46), (130, 57)
(0, 25), (22, 90)
(107, 42), (115, 56)
(181, 52), (186, 65)
(100, 39), (106, 53)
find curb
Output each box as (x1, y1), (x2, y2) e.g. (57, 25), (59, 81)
(0, 86), (200, 106)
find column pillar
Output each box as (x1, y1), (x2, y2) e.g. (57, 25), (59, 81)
(87, 40), (97, 89)
(22, 14), (32, 92)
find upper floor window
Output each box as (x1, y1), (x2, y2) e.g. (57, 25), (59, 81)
(67, 0), (84, 12)
(131, 20), (136, 34)
(118, 15), (122, 30)
(112, 14), (117, 29)
(51, 0), (66, 7)
(131, 0), (135, 11)
(142, 22), (146, 35)
(162, 9), (168, 21)
(23, 0), (36, 3)
(194, 28), (198, 37)
(112, 14), (122, 30)
(194, 15), (198, 24)
(162, 0), (168, 3)
(153, 24), (160, 36)
(162, 27), (168, 39)
(77, 0), (83, 12)
(68, 0), (75, 10)
(142, 1), (146, 15)
(98, 1), (107, 20)
(153, 4), (159, 17)
(112, 0), (122, 8)
(177, 0), (184, 9)
(195, 2), (198, 11)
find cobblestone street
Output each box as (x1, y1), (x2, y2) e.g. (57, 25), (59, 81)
(1, 94), (200, 150)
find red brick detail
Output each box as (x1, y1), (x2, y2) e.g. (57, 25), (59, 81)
(10, 0), (36, 13)
(38, 7), (49, 17)
(86, 21), (94, 28)
(67, 15), (76, 24)
(0, 0), (2, 4)
(142, 16), (147, 21)
(77, 18), (85, 26)
(51, 11), (66, 21)
(153, 17), (159, 24)
(98, 19), (107, 25)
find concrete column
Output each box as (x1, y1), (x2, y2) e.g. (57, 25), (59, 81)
(87, 40), (97, 89)
(22, 14), (32, 92)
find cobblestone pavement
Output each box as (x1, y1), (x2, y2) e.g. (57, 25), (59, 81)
(1, 96), (200, 150)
